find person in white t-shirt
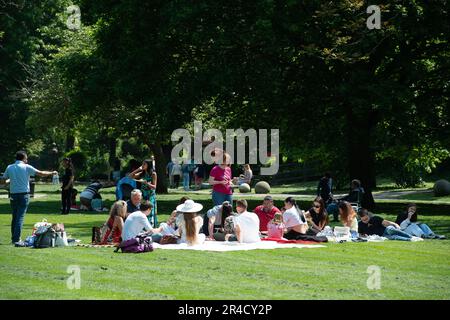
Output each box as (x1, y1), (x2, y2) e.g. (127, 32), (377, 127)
(282, 197), (309, 240)
(122, 201), (159, 241)
(234, 199), (261, 243)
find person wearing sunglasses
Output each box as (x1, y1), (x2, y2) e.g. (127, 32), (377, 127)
(305, 196), (329, 234)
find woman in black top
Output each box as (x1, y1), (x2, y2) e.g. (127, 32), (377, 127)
(306, 196), (329, 233)
(61, 158), (75, 215)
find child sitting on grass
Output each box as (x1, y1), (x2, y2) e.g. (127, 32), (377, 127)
(267, 212), (285, 239)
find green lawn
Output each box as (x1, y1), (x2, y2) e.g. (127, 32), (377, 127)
(0, 184), (449, 300)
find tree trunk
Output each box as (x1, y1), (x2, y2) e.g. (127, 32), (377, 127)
(65, 133), (75, 152)
(345, 108), (377, 210)
(149, 141), (169, 194)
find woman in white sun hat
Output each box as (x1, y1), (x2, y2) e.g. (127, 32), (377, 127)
(175, 199), (206, 245)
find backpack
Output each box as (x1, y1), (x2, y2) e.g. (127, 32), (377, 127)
(34, 224), (68, 248)
(34, 226), (57, 248)
(115, 234), (153, 253)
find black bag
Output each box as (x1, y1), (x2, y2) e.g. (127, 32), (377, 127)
(34, 226), (57, 248)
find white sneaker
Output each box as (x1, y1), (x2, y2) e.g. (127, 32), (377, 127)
(411, 236), (424, 242)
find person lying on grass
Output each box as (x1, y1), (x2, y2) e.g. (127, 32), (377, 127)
(122, 201), (162, 243)
(358, 208), (422, 241)
(395, 203), (446, 240)
(101, 200), (127, 245)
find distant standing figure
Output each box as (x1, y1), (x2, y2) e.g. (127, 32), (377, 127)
(166, 160), (174, 188)
(317, 173), (332, 205)
(61, 157), (75, 215)
(129, 159), (158, 227)
(208, 152), (233, 206)
(1, 151), (58, 244)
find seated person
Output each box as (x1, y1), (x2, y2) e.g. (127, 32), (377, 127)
(340, 179), (365, 203)
(122, 201), (161, 242)
(253, 195), (281, 233)
(267, 213), (285, 239)
(358, 209), (419, 241)
(326, 179), (364, 221)
(282, 197), (309, 240)
(233, 164), (253, 185)
(317, 172), (333, 205)
(203, 201), (233, 238)
(234, 199), (261, 243)
(175, 200), (205, 245)
(126, 189), (142, 214)
(101, 200), (127, 245)
(213, 207), (237, 241)
(305, 196), (329, 234)
(338, 201), (359, 238)
(153, 196), (191, 236)
(395, 203), (446, 239)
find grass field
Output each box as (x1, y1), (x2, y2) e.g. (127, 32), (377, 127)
(0, 184), (449, 300)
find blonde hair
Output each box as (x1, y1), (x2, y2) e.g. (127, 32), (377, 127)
(110, 200), (127, 220)
(272, 213), (283, 225)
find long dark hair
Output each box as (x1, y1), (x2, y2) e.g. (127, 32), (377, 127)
(63, 157), (74, 172)
(312, 196), (328, 225)
(141, 159), (154, 177)
(220, 203), (233, 229)
(405, 203), (418, 222)
(284, 197), (306, 223)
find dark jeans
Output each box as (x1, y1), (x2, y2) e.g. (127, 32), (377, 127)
(10, 193), (30, 243)
(326, 202), (339, 221)
(213, 232), (237, 242)
(61, 188), (72, 214)
(201, 215), (221, 237)
(284, 229), (328, 242)
(212, 190), (233, 206)
(173, 175), (180, 188)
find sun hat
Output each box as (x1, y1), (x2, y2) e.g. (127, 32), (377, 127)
(176, 199), (203, 213)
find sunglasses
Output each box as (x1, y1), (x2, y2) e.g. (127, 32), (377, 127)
(313, 205), (321, 209)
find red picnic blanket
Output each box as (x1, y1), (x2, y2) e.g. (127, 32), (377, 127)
(262, 237), (321, 245)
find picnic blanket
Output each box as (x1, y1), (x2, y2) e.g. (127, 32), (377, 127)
(153, 240), (325, 252)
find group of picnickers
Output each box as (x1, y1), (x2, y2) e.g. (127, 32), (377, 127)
(0, 150), (445, 247)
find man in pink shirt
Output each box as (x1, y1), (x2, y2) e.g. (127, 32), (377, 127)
(253, 195), (281, 233)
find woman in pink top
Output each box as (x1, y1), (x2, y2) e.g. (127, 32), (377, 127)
(208, 152), (233, 206)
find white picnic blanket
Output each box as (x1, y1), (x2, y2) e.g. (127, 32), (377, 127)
(153, 240), (326, 252)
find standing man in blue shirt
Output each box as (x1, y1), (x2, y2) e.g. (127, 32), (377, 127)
(0, 151), (57, 244)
